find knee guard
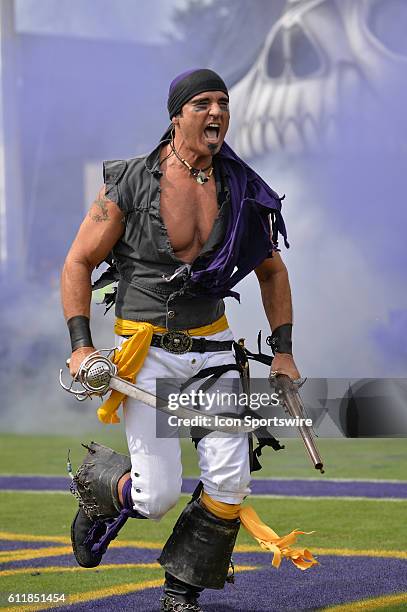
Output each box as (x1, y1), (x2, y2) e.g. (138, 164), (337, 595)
(158, 500), (240, 590)
(72, 441), (131, 520)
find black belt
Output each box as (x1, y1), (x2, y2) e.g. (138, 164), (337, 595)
(150, 331), (233, 355)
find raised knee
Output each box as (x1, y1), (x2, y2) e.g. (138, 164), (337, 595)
(146, 491), (180, 519)
(131, 480), (181, 519)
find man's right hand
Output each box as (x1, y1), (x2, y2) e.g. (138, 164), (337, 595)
(69, 346), (96, 377)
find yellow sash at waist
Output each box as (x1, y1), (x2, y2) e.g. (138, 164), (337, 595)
(97, 314), (229, 424)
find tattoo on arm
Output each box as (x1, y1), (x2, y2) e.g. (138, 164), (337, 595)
(89, 191), (110, 222)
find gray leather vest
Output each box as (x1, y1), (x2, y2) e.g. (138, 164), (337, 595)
(104, 136), (230, 330)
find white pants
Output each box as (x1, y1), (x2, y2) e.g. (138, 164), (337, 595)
(120, 329), (251, 520)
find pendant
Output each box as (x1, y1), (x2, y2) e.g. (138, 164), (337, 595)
(196, 171), (207, 185)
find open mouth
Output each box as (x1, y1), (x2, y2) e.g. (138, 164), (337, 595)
(204, 124), (220, 142)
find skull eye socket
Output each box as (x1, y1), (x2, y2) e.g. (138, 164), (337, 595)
(265, 24), (321, 80)
(266, 29), (285, 78)
(289, 24), (321, 78)
(368, 0), (407, 57)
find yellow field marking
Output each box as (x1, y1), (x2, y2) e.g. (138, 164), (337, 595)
(0, 562), (161, 577)
(1, 531), (406, 561)
(0, 547), (73, 564)
(234, 544), (407, 559)
(113, 538), (162, 549)
(0, 532), (161, 549)
(0, 531), (160, 549)
(2, 566), (258, 612)
(325, 591), (407, 610)
(0, 532), (70, 544)
(312, 547), (407, 560)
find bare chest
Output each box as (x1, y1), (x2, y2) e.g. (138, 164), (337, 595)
(159, 171), (219, 262)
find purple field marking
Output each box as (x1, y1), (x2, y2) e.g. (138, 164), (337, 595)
(0, 546), (159, 571)
(0, 476), (69, 490)
(52, 555), (407, 612)
(2, 475), (407, 499)
(184, 478), (407, 499)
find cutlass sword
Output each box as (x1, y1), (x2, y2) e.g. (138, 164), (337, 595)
(106, 375), (258, 433)
(60, 352), (257, 434)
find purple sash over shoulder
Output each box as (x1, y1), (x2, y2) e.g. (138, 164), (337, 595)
(187, 139), (289, 301)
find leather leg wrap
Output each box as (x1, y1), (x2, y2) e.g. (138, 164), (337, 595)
(73, 441), (131, 520)
(163, 572), (203, 606)
(158, 500), (240, 590)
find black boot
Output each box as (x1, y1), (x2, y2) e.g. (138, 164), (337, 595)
(71, 508), (105, 568)
(160, 572), (203, 611)
(158, 499), (240, 607)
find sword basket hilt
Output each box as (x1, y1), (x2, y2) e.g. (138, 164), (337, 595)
(59, 349), (117, 401)
(78, 354), (117, 394)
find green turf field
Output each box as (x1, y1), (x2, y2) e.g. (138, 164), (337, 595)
(1, 434), (406, 611)
(1, 490), (406, 551)
(1, 432), (406, 480)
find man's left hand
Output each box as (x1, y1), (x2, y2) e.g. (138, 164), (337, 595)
(270, 353), (301, 381)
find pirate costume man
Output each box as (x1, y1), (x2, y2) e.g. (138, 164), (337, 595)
(62, 69), (316, 612)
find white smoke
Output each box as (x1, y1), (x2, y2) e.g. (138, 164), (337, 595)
(226, 156), (406, 379)
(0, 282), (120, 434)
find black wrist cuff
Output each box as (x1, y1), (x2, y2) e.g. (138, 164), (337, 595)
(67, 315), (93, 352)
(268, 323), (292, 355)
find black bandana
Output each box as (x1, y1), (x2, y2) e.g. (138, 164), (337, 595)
(167, 68), (229, 119)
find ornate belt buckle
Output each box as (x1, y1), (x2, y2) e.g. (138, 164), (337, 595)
(160, 331), (193, 354)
